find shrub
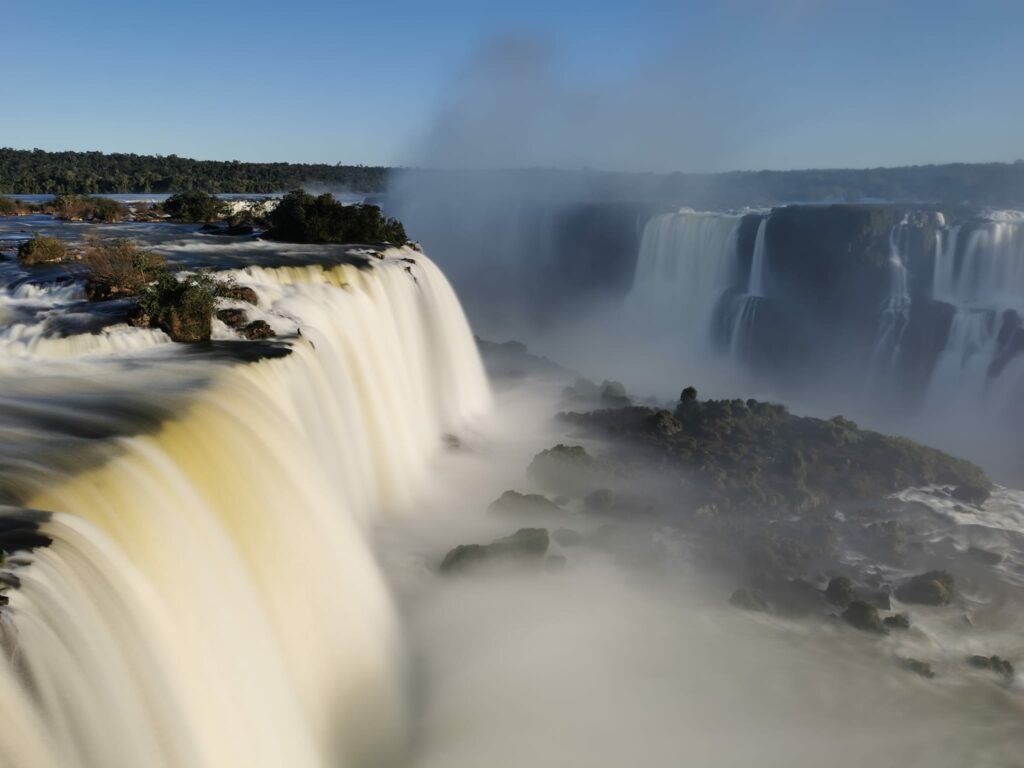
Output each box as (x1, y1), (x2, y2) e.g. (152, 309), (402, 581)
(139, 270), (219, 342)
(81, 237), (167, 300)
(0, 196), (29, 216)
(51, 194), (127, 222)
(265, 189), (407, 244)
(18, 235), (68, 265)
(162, 191), (229, 223)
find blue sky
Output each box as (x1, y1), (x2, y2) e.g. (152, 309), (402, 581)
(2, 0), (1022, 171)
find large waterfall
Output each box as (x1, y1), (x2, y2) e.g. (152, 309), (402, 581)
(620, 205), (1024, 476)
(0, 251), (490, 768)
(625, 210), (743, 347)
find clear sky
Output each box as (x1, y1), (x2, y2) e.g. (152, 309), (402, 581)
(2, 0), (1022, 172)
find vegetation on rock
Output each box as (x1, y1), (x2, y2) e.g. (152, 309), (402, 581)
(81, 238), (167, 300)
(557, 399), (989, 515)
(487, 490), (562, 518)
(264, 190), (407, 244)
(50, 194), (126, 222)
(440, 528), (550, 574)
(18, 235), (68, 265)
(895, 571), (956, 606)
(138, 271), (220, 342)
(163, 191), (229, 223)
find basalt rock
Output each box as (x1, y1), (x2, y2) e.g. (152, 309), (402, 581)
(487, 490), (562, 518)
(826, 576), (856, 607)
(218, 285), (259, 305)
(440, 528), (550, 574)
(895, 570), (956, 606)
(883, 613), (911, 631)
(842, 600), (887, 633)
(216, 308), (247, 328)
(967, 655), (1014, 679)
(241, 320), (275, 340)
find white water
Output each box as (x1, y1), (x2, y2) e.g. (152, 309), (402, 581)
(625, 210), (742, 344)
(747, 217), (767, 297)
(923, 218), (1024, 431)
(870, 215), (913, 376)
(0, 251), (490, 768)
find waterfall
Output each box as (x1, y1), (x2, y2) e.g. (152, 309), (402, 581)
(625, 210), (742, 344)
(923, 216), (1024, 428)
(870, 215), (913, 375)
(0, 251), (490, 768)
(746, 218), (767, 297)
(727, 217), (769, 362)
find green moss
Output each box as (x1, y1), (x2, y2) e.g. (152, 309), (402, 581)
(18, 235), (68, 265)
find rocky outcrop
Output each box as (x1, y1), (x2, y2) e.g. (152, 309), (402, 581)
(440, 528), (550, 574)
(895, 571), (956, 606)
(487, 490), (562, 518)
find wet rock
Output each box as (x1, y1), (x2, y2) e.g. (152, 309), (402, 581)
(842, 600), (887, 633)
(951, 483), (990, 506)
(527, 444), (599, 497)
(440, 528), (550, 574)
(729, 587), (769, 612)
(487, 490), (562, 518)
(216, 308), (247, 328)
(900, 657), (935, 678)
(967, 655), (1015, 679)
(895, 570), (956, 606)
(825, 576), (856, 607)
(241, 320), (275, 340)
(883, 613), (911, 631)
(218, 285), (259, 305)
(966, 546), (1003, 565)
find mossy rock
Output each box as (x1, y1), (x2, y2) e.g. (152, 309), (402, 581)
(895, 571), (955, 606)
(842, 600), (887, 633)
(440, 528), (550, 574)
(487, 490), (562, 518)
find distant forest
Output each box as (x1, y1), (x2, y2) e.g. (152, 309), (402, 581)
(0, 148), (389, 194)
(2, 147), (1022, 209)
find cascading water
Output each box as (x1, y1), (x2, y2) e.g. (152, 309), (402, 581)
(923, 214), (1024, 429)
(728, 217), (767, 362)
(0, 250), (490, 768)
(625, 210), (742, 345)
(870, 215), (913, 377)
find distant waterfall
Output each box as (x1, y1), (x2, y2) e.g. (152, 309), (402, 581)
(728, 217), (768, 361)
(625, 211), (742, 345)
(0, 252), (490, 768)
(746, 218), (767, 297)
(923, 215), (1024, 421)
(870, 215), (913, 375)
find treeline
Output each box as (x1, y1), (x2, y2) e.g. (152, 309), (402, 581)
(0, 148), (390, 194)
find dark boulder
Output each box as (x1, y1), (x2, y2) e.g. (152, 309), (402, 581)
(951, 483), (990, 506)
(218, 285), (259, 305)
(900, 657), (935, 678)
(842, 600), (887, 633)
(487, 490), (562, 518)
(895, 571), (955, 606)
(883, 613), (911, 631)
(440, 528), (550, 574)
(825, 576), (856, 607)
(216, 308), (247, 328)
(527, 444), (600, 497)
(241, 320), (275, 340)
(967, 655), (1014, 679)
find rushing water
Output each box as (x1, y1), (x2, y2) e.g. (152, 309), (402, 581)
(1, 214), (1023, 768)
(0, 229), (489, 767)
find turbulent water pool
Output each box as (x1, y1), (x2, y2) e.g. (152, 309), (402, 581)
(0, 216), (1021, 768)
